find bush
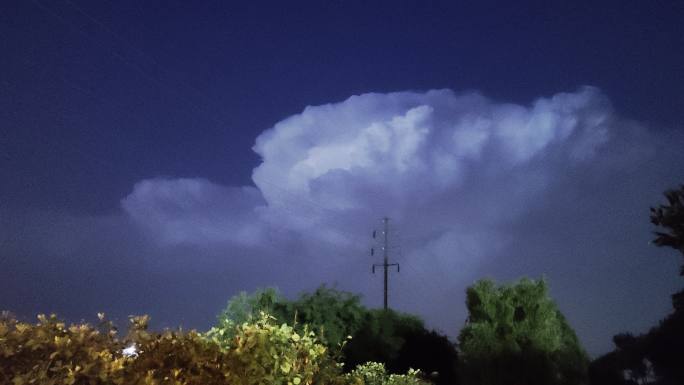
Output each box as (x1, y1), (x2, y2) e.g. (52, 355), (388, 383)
(0, 311), (328, 385)
(345, 362), (427, 385)
(205, 312), (328, 385)
(0, 312), (126, 385)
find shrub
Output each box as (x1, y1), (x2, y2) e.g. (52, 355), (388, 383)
(0, 312), (127, 385)
(0, 311), (328, 385)
(205, 312), (328, 385)
(345, 362), (426, 385)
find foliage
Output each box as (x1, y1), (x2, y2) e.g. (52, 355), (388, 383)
(215, 285), (364, 349)
(588, 351), (632, 385)
(591, 311), (684, 385)
(345, 362), (427, 385)
(650, 184), (684, 310)
(0, 312), (229, 385)
(282, 285), (366, 348)
(458, 278), (589, 385)
(343, 309), (424, 371)
(391, 329), (459, 385)
(0, 311), (328, 385)
(215, 286), (460, 383)
(594, 184), (684, 385)
(214, 287), (288, 344)
(0, 312), (126, 385)
(206, 312), (328, 385)
(650, 184), (684, 257)
(118, 314), (234, 385)
(344, 309), (459, 385)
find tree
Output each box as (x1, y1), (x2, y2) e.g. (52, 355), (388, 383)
(214, 286), (460, 384)
(650, 185), (684, 257)
(392, 328), (460, 385)
(344, 309), (459, 385)
(282, 285), (366, 348)
(344, 309), (425, 371)
(214, 287), (289, 342)
(591, 184), (684, 385)
(650, 184), (684, 310)
(458, 278), (589, 385)
(589, 351), (633, 385)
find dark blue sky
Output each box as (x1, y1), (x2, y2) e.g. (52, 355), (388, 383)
(2, 0), (684, 356)
(2, 0), (683, 213)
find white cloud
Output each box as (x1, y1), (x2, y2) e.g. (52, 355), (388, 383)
(123, 87), (614, 248)
(113, 86), (684, 355)
(121, 178), (265, 247)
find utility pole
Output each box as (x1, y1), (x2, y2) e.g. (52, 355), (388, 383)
(372, 217), (399, 310)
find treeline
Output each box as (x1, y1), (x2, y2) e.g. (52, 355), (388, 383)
(213, 278), (586, 385)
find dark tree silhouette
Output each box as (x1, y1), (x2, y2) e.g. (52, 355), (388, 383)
(591, 184), (684, 385)
(651, 185), (684, 256)
(390, 328), (459, 385)
(650, 185), (684, 310)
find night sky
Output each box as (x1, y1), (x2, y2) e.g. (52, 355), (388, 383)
(2, 0), (684, 357)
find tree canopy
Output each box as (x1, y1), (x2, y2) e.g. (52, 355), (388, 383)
(215, 285), (459, 385)
(458, 278), (588, 385)
(650, 185), (684, 258)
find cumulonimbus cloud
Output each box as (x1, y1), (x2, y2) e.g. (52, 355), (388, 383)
(118, 86), (684, 355)
(123, 86), (613, 248)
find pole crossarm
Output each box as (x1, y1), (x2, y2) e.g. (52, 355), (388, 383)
(372, 263), (399, 273)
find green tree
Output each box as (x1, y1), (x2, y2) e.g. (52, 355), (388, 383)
(458, 278), (588, 385)
(217, 287), (285, 323)
(216, 285), (364, 348)
(283, 285), (366, 348)
(214, 286), (460, 384)
(214, 287), (289, 344)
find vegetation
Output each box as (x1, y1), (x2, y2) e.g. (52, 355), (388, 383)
(0, 310), (427, 385)
(0, 312), (232, 385)
(214, 286), (459, 385)
(345, 362), (426, 385)
(458, 278), (588, 385)
(214, 285), (366, 349)
(590, 185), (684, 385)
